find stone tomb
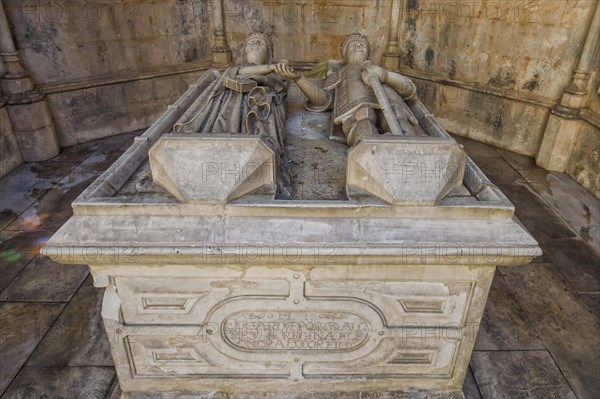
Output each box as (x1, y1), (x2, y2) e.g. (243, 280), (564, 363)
(43, 71), (541, 398)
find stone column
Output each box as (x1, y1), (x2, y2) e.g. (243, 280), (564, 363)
(211, 0), (232, 67)
(0, 0), (59, 162)
(381, 0), (401, 70)
(0, 84), (23, 178)
(536, 1), (599, 171)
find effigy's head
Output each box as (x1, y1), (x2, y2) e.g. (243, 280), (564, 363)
(341, 33), (370, 64)
(243, 32), (273, 65)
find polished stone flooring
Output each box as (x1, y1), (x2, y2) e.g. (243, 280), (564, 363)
(0, 131), (598, 399)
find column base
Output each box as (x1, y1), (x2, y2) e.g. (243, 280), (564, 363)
(212, 50), (232, 67)
(382, 54), (400, 70)
(536, 111), (582, 172)
(7, 99), (60, 162)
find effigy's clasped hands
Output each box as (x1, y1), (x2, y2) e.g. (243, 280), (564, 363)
(269, 61), (301, 81)
(270, 60), (388, 87)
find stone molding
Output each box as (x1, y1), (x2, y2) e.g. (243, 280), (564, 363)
(581, 108), (600, 129)
(397, 66), (556, 109)
(42, 61), (213, 96)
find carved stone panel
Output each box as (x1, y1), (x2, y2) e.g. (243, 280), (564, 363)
(346, 137), (467, 205)
(305, 279), (474, 327)
(124, 335), (290, 378)
(303, 336), (460, 378)
(149, 135), (276, 203)
(115, 276), (290, 324)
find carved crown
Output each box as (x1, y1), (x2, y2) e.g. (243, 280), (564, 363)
(340, 33), (370, 56)
(245, 32), (274, 54)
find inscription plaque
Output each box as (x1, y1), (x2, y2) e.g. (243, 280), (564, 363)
(223, 311), (369, 351)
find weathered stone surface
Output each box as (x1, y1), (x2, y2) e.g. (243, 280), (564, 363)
(451, 135), (502, 163)
(424, 81), (549, 157)
(2, 115), (595, 399)
(401, 0), (597, 162)
(0, 132), (139, 231)
(0, 230), (52, 293)
(0, 105), (23, 179)
(49, 74), (201, 146)
(121, 391), (463, 399)
(452, 137), (524, 190)
(4, 131), (141, 231)
(41, 63), (540, 399)
(0, 135), (111, 230)
(541, 238), (600, 294)
(495, 147), (538, 172)
(0, 164), (56, 229)
(107, 378), (122, 399)
(500, 263), (600, 399)
(566, 122), (600, 198)
(535, 113), (581, 172)
(471, 351), (577, 399)
(0, 255), (88, 302)
(1, 0), (597, 200)
(149, 135), (276, 203)
(462, 367), (482, 399)
(2, 366), (115, 399)
(0, 302), (64, 394)
(346, 137), (466, 205)
(474, 275), (544, 351)
(225, 1), (390, 65)
(516, 166), (599, 252)
(27, 276), (113, 367)
(579, 294), (600, 318)
(6, 100), (60, 162)
(501, 184), (578, 241)
(5, 1), (213, 83)
(284, 96), (348, 200)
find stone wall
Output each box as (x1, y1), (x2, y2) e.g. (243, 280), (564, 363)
(3, 0), (215, 147)
(396, 0), (594, 154)
(221, 0), (390, 64)
(1, 0), (599, 197)
(568, 66), (600, 197)
(567, 121), (600, 198)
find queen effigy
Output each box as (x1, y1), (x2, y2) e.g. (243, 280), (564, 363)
(43, 32), (540, 398)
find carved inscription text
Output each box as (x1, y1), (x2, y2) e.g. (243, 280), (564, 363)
(223, 311), (369, 351)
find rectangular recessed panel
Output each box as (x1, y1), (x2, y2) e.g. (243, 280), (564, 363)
(115, 277), (289, 324)
(305, 280), (474, 326)
(303, 336), (459, 378)
(399, 300), (446, 313)
(388, 351), (435, 364)
(142, 297), (192, 310)
(125, 335), (290, 378)
(152, 350), (197, 362)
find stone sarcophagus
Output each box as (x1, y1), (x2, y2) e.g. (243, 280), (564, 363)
(43, 34), (540, 399)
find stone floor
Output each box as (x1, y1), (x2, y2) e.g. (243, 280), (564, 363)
(0, 130), (598, 399)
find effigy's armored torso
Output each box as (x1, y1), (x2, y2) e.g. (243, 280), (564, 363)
(332, 64), (379, 123)
(43, 69), (540, 399)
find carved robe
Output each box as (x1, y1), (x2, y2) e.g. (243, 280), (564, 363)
(172, 68), (290, 196)
(173, 68), (287, 159)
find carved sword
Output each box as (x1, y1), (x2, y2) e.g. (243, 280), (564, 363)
(366, 73), (406, 136)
